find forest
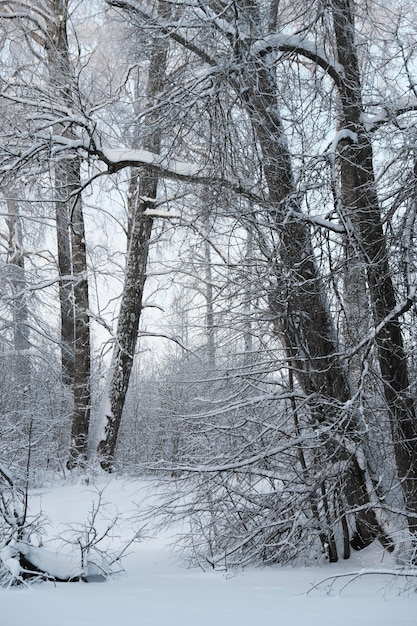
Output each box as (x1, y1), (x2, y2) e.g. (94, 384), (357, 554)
(1, 0), (417, 583)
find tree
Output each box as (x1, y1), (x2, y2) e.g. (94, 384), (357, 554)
(0, 0), (92, 468)
(329, 0), (417, 534)
(46, 0), (91, 468)
(2, 180), (31, 393)
(95, 2), (170, 470)
(106, 0), (392, 558)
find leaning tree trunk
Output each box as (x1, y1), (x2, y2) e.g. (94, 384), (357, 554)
(96, 172), (155, 470)
(237, 46), (388, 554)
(330, 0), (417, 534)
(96, 12), (168, 470)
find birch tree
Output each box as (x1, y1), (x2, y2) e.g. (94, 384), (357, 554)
(2, 181), (31, 393)
(96, 2), (169, 470)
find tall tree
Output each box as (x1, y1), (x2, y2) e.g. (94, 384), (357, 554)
(3, 181), (31, 392)
(0, 0), (92, 467)
(329, 0), (417, 533)
(106, 0), (390, 553)
(46, 0), (91, 468)
(47, 0), (76, 388)
(96, 4), (169, 470)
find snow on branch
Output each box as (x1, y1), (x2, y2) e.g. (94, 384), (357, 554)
(164, 424), (335, 474)
(252, 34), (344, 87)
(308, 568), (417, 596)
(347, 285), (417, 359)
(321, 128), (359, 155)
(0, 463), (14, 488)
(361, 99), (417, 132)
(0, 472), (142, 586)
(100, 147), (202, 179)
(1, 122), (346, 237)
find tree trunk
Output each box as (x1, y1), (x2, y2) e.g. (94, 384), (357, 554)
(4, 183), (31, 392)
(96, 173), (155, 470)
(67, 157), (91, 468)
(203, 213), (216, 368)
(96, 11), (168, 470)
(331, 0), (417, 533)
(54, 161), (75, 388)
(44, 0), (75, 387)
(237, 39), (386, 550)
(47, 0), (91, 468)
(243, 227), (254, 366)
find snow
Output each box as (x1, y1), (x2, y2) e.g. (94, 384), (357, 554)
(92, 385), (113, 452)
(144, 209), (183, 219)
(329, 128), (359, 152)
(1, 479), (415, 625)
(251, 34), (344, 83)
(16, 542), (81, 581)
(100, 147), (202, 179)
(320, 128), (359, 156)
(0, 548), (21, 579)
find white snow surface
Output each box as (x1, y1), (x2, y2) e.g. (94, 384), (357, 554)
(1, 478), (415, 625)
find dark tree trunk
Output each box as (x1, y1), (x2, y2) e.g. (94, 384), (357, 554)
(47, 1), (91, 468)
(331, 0), (417, 532)
(237, 40), (386, 550)
(54, 162), (75, 387)
(47, 0), (75, 387)
(96, 173), (155, 470)
(67, 158), (91, 468)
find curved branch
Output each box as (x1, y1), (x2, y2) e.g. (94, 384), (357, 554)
(252, 34), (344, 89)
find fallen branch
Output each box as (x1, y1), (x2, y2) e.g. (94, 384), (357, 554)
(307, 567), (417, 596)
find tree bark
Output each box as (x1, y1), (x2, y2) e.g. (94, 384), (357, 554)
(46, 0), (91, 468)
(96, 173), (155, 470)
(330, 0), (417, 533)
(96, 8), (168, 470)
(47, 0), (76, 388)
(4, 182), (31, 392)
(54, 162), (75, 388)
(67, 157), (91, 468)
(234, 17), (386, 550)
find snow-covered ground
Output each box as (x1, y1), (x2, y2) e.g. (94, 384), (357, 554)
(1, 478), (415, 625)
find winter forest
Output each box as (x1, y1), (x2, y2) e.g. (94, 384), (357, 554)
(1, 0), (417, 589)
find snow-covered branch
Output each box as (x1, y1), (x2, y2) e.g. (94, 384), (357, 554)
(252, 33), (344, 87)
(161, 426), (334, 474)
(361, 99), (417, 132)
(347, 285), (417, 359)
(308, 568), (417, 596)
